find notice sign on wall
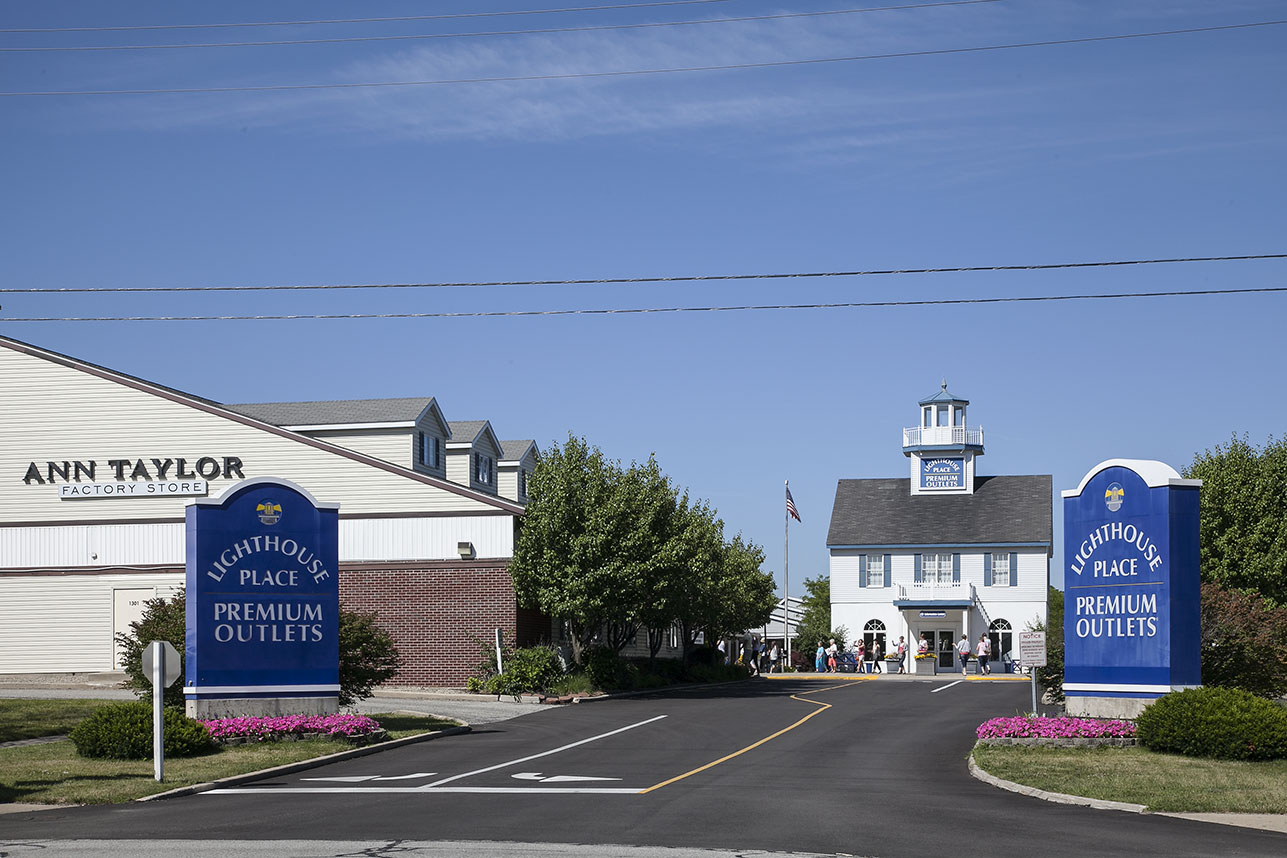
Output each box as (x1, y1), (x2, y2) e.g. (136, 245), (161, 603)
(920, 457), (964, 490)
(184, 477), (339, 716)
(1061, 459), (1201, 703)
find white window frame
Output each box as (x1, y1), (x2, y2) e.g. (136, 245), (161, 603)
(992, 553), (1011, 586)
(866, 554), (884, 588)
(925, 553), (953, 584)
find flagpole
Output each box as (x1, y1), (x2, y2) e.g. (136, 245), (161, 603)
(784, 480), (791, 668)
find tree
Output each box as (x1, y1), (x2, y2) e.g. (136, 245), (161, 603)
(511, 435), (672, 664)
(117, 589), (400, 708)
(337, 609), (402, 706)
(1185, 434), (1287, 607)
(1200, 582), (1287, 699)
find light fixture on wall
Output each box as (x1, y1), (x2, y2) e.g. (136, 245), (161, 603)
(457, 541), (475, 560)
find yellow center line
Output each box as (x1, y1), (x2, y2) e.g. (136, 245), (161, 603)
(639, 682), (850, 794)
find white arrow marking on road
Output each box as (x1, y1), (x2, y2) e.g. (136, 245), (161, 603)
(511, 772), (621, 783)
(372, 772), (437, 781)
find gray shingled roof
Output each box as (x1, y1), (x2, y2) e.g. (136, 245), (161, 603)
(499, 440), (537, 462)
(827, 475), (1052, 549)
(223, 398), (436, 427)
(448, 421), (490, 443)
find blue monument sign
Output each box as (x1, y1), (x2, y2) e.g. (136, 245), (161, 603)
(1061, 459), (1201, 718)
(184, 477), (340, 719)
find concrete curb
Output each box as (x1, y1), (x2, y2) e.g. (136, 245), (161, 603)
(968, 753), (1287, 833)
(967, 754), (1148, 813)
(137, 725), (471, 802)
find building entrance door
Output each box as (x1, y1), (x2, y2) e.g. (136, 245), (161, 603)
(935, 630), (957, 670)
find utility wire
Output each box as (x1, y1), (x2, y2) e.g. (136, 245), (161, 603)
(0, 0), (739, 33)
(0, 3), (1001, 53)
(4, 286), (1285, 323)
(3, 253), (1283, 295)
(3, 19), (1282, 97)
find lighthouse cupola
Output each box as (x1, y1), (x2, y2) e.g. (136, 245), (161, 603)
(902, 380), (984, 495)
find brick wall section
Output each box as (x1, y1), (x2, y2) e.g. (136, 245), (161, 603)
(338, 562), (518, 688)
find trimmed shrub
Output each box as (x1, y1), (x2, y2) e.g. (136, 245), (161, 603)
(1135, 686), (1287, 761)
(70, 701), (215, 760)
(583, 646), (628, 690)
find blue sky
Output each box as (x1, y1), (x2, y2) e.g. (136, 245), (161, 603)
(2, 1), (1284, 594)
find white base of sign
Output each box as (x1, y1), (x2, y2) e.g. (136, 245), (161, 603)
(1065, 695), (1155, 720)
(186, 695), (339, 720)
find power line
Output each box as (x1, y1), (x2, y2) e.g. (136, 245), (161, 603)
(3, 253), (1283, 295)
(0, 2), (1001, 53)
(0, 0), (739, 34)
(3, 19), (1282, 97)
(4, 286), (1285, 323)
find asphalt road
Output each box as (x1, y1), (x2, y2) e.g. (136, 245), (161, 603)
(3, 677), (1285, 857)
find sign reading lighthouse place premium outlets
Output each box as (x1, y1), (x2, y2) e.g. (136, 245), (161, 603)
(919, 456), (964, 490)
(1061, 459), (1201, 718)
(184, 477), (339, 719)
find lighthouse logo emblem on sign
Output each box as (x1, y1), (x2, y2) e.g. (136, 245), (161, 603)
(1104, 483), (1124, 512)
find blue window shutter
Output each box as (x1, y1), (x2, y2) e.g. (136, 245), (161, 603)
(883, 554), (892, 588)
(983, 553), (993, 587)
(952, 553), (961, 583)
(914, 554), (923, 583)
(858, 554), (866, 588)
(1010, 552), (1019, 587)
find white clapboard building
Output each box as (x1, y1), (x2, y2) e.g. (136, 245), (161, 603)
(827, 383), (1051, 673)
(0, 335), (542, 687)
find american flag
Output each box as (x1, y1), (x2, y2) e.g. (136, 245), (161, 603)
(786, 485), (801, 522)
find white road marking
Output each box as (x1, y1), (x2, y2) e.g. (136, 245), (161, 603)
(511, 772), (622, 783)
(418, 714), (667, 789)
(931, 680), (963, 693)
(300, 772), (436, 782)
(209, 786), (641, 795)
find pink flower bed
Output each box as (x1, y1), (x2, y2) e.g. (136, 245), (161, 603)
(976, 716), (1135, 740)
(200, 714), (382, 742)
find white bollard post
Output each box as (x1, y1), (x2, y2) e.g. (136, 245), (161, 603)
(152, 641), (165, 782)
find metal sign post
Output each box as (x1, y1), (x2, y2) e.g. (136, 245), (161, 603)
(495, 628), (505, 676)
(1018, 630), (1048, 715)
(143, 640), (181, 781)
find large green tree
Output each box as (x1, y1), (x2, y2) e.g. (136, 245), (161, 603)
(511, 435), (636, 664)
(1185, 434), (1287, 607)
(512, 433), (776, 666)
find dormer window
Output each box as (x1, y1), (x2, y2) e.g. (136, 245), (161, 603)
(474, 453), (493, 485)
(419, 433), (440, 469)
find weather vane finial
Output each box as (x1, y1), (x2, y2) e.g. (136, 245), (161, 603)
(941, 378), (947, 391)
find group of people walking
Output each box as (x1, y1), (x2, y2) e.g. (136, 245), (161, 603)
(740, 630), (994, 676)
(955, 632), (993, 675)
(812, 636), (912, 674)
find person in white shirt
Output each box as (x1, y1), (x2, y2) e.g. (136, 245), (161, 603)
(976, 634), (991, 675)
(957, 634), (971, 675)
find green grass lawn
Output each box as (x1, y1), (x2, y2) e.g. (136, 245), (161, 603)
(0, 701), (458, 806)
(973, 744), (1287, 814)
(0, 698), (120, 743)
